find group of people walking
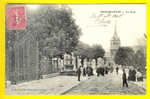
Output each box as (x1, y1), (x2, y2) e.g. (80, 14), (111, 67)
(76, 66), (129, 88)
(76, 66), (93, 81)
(76, 66), (113, 81)
(96, 66), (112, 76)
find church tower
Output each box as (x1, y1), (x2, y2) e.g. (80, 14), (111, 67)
(110, 22), (121, 60)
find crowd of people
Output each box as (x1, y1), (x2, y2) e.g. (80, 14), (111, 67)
(76, 66), (94, 81)
(76, 65), (144, 88)
(76, 65), (114, 81)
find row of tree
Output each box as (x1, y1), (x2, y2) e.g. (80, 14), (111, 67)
(114, 46), (146, 73)
(74, 42), (105, 67)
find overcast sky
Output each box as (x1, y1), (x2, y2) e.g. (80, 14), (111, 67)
(69, 4), (146, 51)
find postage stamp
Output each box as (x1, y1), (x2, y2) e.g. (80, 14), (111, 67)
(6, 6), (26, 30)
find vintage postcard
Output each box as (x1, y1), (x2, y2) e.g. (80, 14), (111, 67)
(4, 4), (146, 95)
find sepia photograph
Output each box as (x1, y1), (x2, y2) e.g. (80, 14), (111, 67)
(5, 4), (146, 95)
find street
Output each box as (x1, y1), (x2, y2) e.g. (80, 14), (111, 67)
(63, 71), (146, 95)
(6, 70), (146, 95)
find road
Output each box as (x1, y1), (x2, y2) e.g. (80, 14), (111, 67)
(6, 70), (146, 95)
(63, 71), (146, 95)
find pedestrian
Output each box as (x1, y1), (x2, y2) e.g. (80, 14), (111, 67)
(90, 67), (94, 75)
(87, 67), (91, 77)
(99, 67), (102, 76)
(128, 68), (137, 81)
(105, 67), (108, 74)
(76, 66), (81, 81)
(132, 69), (137, 81)
(83, 67), (86, 76)
(96, 67), (100, 76)
(122, 69), (128, 87)
(99, 67), (104, 76)
(86, 66), (92, 79)
(102, 67), (105, 76)
(128, 69), (132, 81)
(110, 66), (113, 73)
(116, 66), (119, 75)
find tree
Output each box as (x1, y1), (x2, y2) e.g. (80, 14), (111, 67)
(74, 41), (91, 66)
(90, 44), (105, 66)
(133, 34), (146, 74)
(74, 42), (105, 67)
(26, 5), (81, 58)
(134, 50), (146, 71)
(114, 47), (135, 66)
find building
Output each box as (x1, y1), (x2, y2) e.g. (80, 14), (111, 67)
(104, 22), (121, 66)
(110, 22), (121, 60)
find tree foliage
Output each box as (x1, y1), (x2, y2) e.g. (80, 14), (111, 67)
(90, 44), (105, 65)
(74, 42), (105, 64)
(6, 5), (81, 59)
(134, 50), (146, 69)
(30, 6), (81, 58)
(114, 47), (135, 66)
(91, 44), (105, 59)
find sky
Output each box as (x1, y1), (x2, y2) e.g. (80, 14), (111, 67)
(68, 4), (146, 51)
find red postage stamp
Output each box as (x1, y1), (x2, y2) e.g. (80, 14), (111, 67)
(6, 6), (26, 30)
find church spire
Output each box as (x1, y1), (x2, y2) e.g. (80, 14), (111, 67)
(112, 21), (119, 40)
(110, 20), (121, 60)
(114, 21), (118, 38)
(115, 21), (117, 34)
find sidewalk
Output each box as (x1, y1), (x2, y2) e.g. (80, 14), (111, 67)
(6, 75), (88, 95)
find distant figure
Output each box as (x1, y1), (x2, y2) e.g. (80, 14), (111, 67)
(83, 67), (86, 76)
(110, 66), (114, 73)
(132, 69), (137, 81)
(122, 69), (128, 87)
(105, 67), (108, 74)
(101, 67), (105, 76)
(90, 67), (94, 75)
(116, 67), (119, 75)
(76, 66), (81, 81)
(96, 67), (101, 76)
(86, 66), (91, 77)
(97, 67), (105, 76)
(128, 68), (137, 81)
(86, 66), (93, 78)
(96, 67), (100, 76)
